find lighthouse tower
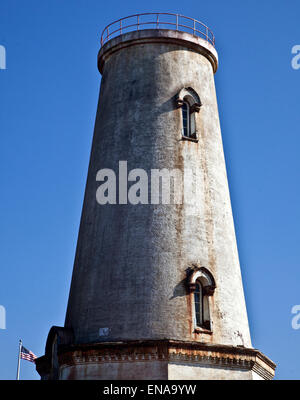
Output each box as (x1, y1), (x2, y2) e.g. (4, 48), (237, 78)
(36, 13), (276, 380)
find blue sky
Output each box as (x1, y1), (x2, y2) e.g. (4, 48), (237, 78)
(0, 0), (300, 380)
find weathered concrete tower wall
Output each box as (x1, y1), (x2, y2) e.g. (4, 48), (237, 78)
(65, 29), (251, 346)
(36, 23), (276, 380)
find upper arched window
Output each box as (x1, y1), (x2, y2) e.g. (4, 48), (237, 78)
(182, 101), (190, 137)
(176, 87), (201, 140)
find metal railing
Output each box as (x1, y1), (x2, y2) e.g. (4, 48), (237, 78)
(100, 13), (215, 47)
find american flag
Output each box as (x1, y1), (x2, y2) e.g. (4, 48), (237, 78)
(20, 346), (37, 363)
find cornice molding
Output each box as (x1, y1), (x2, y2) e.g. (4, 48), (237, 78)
(98, 29), (218, 74)
(35, 339), (276, 380)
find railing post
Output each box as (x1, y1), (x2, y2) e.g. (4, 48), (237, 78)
(120, 20), (122, 35)
(156, 14), (159, 29)
(176, 14), (178, 30)
(137, 15), (139, 30)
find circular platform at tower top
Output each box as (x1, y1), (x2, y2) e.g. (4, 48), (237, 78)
(98, 13), (218, 74)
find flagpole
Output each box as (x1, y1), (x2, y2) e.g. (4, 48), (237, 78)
(16, 339), (22, 380)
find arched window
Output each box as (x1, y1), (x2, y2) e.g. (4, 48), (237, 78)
(194, 281), (203, 327)
(187, 266), (216, 332)
(182, 101), (190, 137)
(176, 87), (201, 140)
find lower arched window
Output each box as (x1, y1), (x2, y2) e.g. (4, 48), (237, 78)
(187, 266), (216, 332)
(194, 281), (204, 327)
